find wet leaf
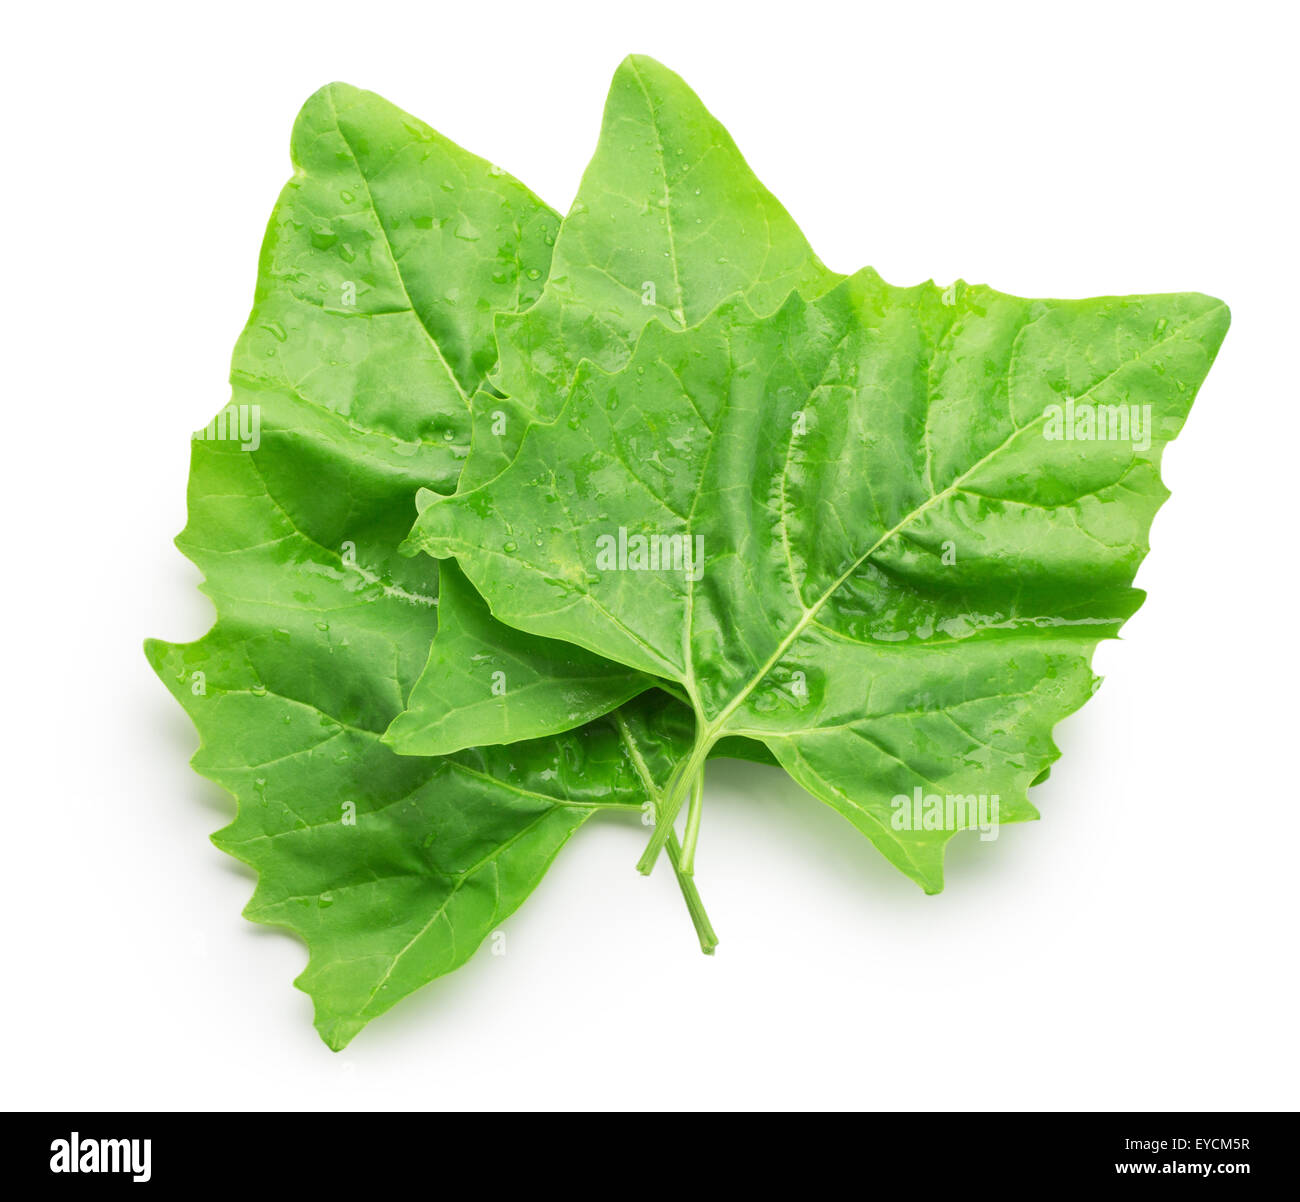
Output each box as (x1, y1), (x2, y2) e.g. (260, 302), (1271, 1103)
(411, 270), (1229, 890)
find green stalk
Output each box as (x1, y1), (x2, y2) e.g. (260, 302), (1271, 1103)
(636, 730), (713, 875)
(612, 710), (716, 952)
(666, 823), (716, 954)
(679, 771), (705, 876)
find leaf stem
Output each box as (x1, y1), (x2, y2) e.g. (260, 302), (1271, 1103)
(637, 729), (713, 875)
(679, 770), (705, 876)
(666, 822), (716, 954)
(611, 709), (717, 952)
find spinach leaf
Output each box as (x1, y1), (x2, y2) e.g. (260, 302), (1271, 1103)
(409, 270), (1229, 890)
(148, 82), (709, 1049)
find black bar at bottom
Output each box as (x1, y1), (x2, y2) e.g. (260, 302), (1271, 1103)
(5, 1110), (1295, 1188)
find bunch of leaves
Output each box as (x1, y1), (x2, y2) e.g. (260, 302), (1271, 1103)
(150, 57), (1228, 1050)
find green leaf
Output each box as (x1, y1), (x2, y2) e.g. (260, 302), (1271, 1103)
(497, 53), (840, 383)
(147, 412), (709, 1047)
(242, 81), (557, 497)
(147, 83), (709, 1048)
(161, 79), (555, 736)
(468, 54), (841, 488)
(149, 612), (696, 1049)
(383, 557), (779, 768)
(389, 54), (841, 753)
(382, 558), (649, 756)
(409, 269), (1230, 891)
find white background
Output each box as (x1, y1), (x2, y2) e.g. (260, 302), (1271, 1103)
(4, 0), (1296, 1111)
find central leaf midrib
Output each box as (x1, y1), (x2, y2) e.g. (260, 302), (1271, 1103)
(628, 60), (687, 328)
